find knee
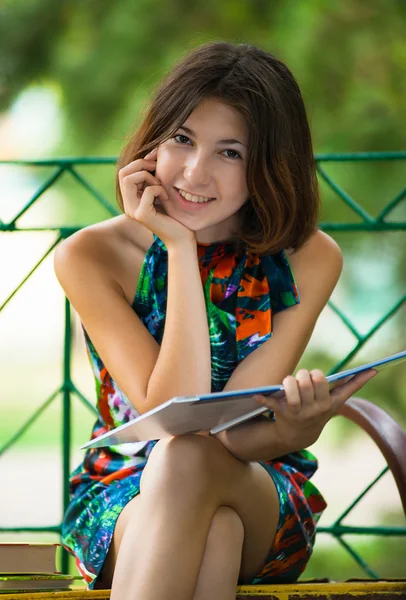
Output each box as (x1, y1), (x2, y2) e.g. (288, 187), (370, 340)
(140, 435), (217, 497)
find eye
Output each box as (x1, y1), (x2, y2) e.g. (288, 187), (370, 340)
(222, 149), (242, 160)
(172, 134), (242, 160)
(173, 134), (191, 145)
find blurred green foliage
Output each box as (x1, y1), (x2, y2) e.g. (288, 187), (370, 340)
(1, 0), (405, 153)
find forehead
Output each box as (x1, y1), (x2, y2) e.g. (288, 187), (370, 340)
(183, 98), (248, 141)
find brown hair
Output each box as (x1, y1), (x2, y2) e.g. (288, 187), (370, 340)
(116, 41), (319, 255)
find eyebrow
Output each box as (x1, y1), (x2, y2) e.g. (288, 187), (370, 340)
(178, 126), (247, 147)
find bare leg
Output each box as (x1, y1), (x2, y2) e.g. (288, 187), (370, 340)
(111, 485), (216, 598)
(99, 501), (246, 600)
(100, 435), (280, 600)
(192, 506), (244, 600)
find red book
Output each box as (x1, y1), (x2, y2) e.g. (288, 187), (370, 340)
(0, 543), (59, 575)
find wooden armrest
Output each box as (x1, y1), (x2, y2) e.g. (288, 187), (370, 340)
(337, 396), (406, 515)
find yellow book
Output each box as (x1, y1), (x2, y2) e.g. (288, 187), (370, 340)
(0, 573), (78, 592)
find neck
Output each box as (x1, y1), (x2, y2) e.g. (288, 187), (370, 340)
(194, 216), (240, 245)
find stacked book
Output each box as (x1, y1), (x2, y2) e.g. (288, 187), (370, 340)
(0, 543), (79, 593)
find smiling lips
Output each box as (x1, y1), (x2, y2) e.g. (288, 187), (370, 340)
(176, 187), (215, 203)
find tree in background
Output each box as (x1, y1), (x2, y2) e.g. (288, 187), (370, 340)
(1, 0), (405, 152)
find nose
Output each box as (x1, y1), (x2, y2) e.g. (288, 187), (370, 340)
(183, 151), (211, 188)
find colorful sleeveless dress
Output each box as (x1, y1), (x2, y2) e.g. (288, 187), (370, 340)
(62, 234), (327, 587)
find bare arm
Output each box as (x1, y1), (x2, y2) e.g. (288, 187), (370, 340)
(54, 227), (211, 415)
(214, 230), (344, 460)
(146, 238), (212, 406)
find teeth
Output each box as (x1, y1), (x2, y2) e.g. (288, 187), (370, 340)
(178, 189), (211, 203)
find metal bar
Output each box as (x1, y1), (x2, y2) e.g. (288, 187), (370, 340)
(316, 151), (406, 161)
(335, 536), (379, 578)
(1, 151), (406, 167)
(376, 187), (406, 222)
(320, 222), (406, 231)
(66, 165), (119, 216)
(70, 383), (98, 415)
(327, 301), (362, 341)
(0, 235), (63, 312)
(330, 294), (405, 373)
(363, 294), (406, 339)
(1, 221), (405, 232)
(316, 165), (375, 222)
(330, 340), (366, 375)
(317, 524), (406, 536)
(0, 387), (62, 455)
(0, 226), (80, 233)
(0, 157), (116, 166)
(61, 297), (72, 574)
(0, 526), (61, 533)
(334, 467), (388, 525)
(8, 166), (65, 226)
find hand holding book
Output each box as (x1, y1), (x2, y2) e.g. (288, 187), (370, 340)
(82, 351), (405, 448)
(252, 367), (377, 453)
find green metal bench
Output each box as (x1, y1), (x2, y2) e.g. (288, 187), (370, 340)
(1, 152), (405, 583)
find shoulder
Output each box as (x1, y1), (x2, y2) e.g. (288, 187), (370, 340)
(286, 229), (343, 310)
(222, 231), (343, 390)
(55, 215), (153, 262)
(54, 216), (154, 303)
(286, 229), (342, 272)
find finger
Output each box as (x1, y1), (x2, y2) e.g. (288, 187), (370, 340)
(330, 369), (377, 408)
(283, 375), (302, 415)
(295, 369), (315, 407)
(121, 172), (162, 217)
(135, 185), (169, 220)
(144, 147), (158, 159)
(310, 369), (331, 410)
(121, 170), (161, 194)
(119, 157), (157, 179)
(253, 389), (287, 412)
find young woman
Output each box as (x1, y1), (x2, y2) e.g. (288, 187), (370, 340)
(55, 41), (375, 600)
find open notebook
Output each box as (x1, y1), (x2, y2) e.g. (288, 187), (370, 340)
(81, 350), (406, 449)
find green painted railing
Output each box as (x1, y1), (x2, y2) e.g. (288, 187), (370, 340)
(0, 152), (405, 578)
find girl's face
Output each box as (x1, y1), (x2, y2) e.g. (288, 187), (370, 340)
(155, 97), (249, 243)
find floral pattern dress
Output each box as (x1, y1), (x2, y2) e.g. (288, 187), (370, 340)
(62, 234), (327, 587)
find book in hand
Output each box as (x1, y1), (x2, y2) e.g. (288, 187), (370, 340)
(81, 350), (406, 449)
(0, 574), (78, 592)
(0, 543), (58, 575)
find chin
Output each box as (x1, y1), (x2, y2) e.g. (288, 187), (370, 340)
(164, 209), (205, 231)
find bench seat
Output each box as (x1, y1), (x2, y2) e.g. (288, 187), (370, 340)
(1, 580), (405, 600)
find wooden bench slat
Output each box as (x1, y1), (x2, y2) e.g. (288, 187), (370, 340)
(0, 581), (405, 600)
